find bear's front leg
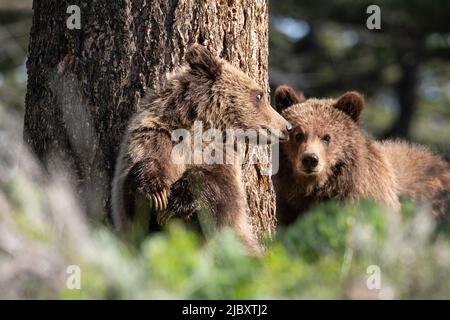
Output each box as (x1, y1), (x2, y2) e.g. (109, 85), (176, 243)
(123, 130), (185, 224)
(163, 170), (201, 224)
(128, 159), (172, 211)
(167, 163), (263, 255)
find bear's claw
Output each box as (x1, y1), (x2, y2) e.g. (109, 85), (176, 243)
(149, 189), (174, 226)
(149, 190), (168, 211)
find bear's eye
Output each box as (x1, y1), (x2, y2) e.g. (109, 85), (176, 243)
(322, 134), (331, 144)
(295, 132), (305, 142)
(256, 92), (263, 102)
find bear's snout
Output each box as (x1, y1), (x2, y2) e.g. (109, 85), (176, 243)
(302, 153), (319, 171)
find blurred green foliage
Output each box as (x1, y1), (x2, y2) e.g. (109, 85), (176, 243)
(2, 104), (449, 299)
(53, 201), (450, 299)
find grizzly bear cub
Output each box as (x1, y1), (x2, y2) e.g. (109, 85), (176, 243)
(273, 85), (450, 225)
(112, 44), (291, 254)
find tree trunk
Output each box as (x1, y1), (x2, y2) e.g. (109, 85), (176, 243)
(24, 0), (275, 238)
(385, 60), (419, 139)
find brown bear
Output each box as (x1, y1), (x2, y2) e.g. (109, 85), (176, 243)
(112, 44), (291, 254)
(272, 85), (450, 225)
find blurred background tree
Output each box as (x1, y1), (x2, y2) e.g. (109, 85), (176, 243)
(0, 0), (32, 113)
(269, 0), (450, 158)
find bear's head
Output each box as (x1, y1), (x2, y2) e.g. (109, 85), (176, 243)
(274, 85), (365, 185)
(177, 44), (291, 142)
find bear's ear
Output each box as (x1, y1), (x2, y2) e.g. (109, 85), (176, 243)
(333, 91), (364, 122)
(185, 44), (222, 79)
(274, 85), (305, 112)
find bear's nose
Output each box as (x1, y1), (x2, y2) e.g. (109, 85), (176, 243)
(302, 153), (319, 170)
(286, 125), (293, 133)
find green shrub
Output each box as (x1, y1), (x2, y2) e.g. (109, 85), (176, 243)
(1, 138), (449, 299)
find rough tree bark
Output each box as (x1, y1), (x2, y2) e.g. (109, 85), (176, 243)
(25, 0), (276, 238)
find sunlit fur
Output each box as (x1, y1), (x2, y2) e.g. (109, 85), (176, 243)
(273, 85), (450, 225)
(112, 45), (290, 255)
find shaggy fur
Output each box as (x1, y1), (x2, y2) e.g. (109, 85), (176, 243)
(273, 85), (450, 225)
(112, 45), (291, 254)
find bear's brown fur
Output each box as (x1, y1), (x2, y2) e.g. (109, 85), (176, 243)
(112, 45), (291, 254)
(273, 85), (450, 225)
